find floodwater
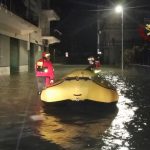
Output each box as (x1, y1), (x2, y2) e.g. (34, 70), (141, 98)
(0, 65), (150, 150)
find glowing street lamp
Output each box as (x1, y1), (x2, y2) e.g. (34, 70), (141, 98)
(115, 5), (124, 71)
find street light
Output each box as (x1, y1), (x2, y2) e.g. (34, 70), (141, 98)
(115, 5), (124, 71)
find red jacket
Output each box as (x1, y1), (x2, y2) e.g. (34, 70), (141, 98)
(35, 58), (54, 80)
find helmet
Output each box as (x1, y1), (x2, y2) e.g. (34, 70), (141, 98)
(42, 52), (50, 58)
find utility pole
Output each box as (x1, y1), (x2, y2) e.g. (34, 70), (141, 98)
(97, 5), (101, 55)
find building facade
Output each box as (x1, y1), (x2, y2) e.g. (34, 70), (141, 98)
(97, 5), (150, 66)
(0, 0), (60, 75)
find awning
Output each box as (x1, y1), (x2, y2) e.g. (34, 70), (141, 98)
(42, 10), (60, 21)
(42, 36), (60, 44)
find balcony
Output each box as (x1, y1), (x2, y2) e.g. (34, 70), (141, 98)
(0, 5), (42, 44)
(39, 9), (60, 45)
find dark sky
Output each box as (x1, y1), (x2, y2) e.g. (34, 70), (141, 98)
(51, 0), (102, 54)
(50, 0), (150, 55)
(11, 0), (150, 55)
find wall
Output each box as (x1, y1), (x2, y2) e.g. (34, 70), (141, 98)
(0, 34), (10, 74)
(19, 40), (28, 72)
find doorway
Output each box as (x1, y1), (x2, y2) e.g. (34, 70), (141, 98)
(28, 43), (35, 72)
(10, 38), (19, 74)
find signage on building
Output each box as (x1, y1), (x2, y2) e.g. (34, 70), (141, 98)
(65, 52), (69, 57)
(145, 24), (150, 36)
(138, 18), (150, 42)
(138, 24), (150, 42)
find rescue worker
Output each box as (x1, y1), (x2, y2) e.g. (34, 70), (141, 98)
(88, 56), (95, 65)
(95, 56), (101, 68)
(87, 56), (95, 70)
(35, 51), (54, 95)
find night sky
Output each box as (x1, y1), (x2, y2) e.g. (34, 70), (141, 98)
(11, 0), (150, 56)
(51, 0), (101, 55)
(51, 0), (150, 54)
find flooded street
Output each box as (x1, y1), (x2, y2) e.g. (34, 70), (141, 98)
(0, 65), (150, 150)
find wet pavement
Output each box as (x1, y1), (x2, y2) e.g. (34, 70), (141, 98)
(0, 64), (150, 150)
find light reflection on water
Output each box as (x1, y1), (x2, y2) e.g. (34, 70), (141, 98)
(31, 72), (120, 150)
(33, 101), (118, 150)
(100, 96), (136, 150)
(31, 69), (150, 150)
(97, 72), (139, 150)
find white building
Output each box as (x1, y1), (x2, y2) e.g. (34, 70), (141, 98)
(0, 2), (60, 75)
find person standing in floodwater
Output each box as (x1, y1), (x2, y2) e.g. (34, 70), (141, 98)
(35, 51), (54, 95)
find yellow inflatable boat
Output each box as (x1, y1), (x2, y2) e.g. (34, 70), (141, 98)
(41, 69), (118, 103)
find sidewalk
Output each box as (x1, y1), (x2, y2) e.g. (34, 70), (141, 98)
(129, 64), (150, 74)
